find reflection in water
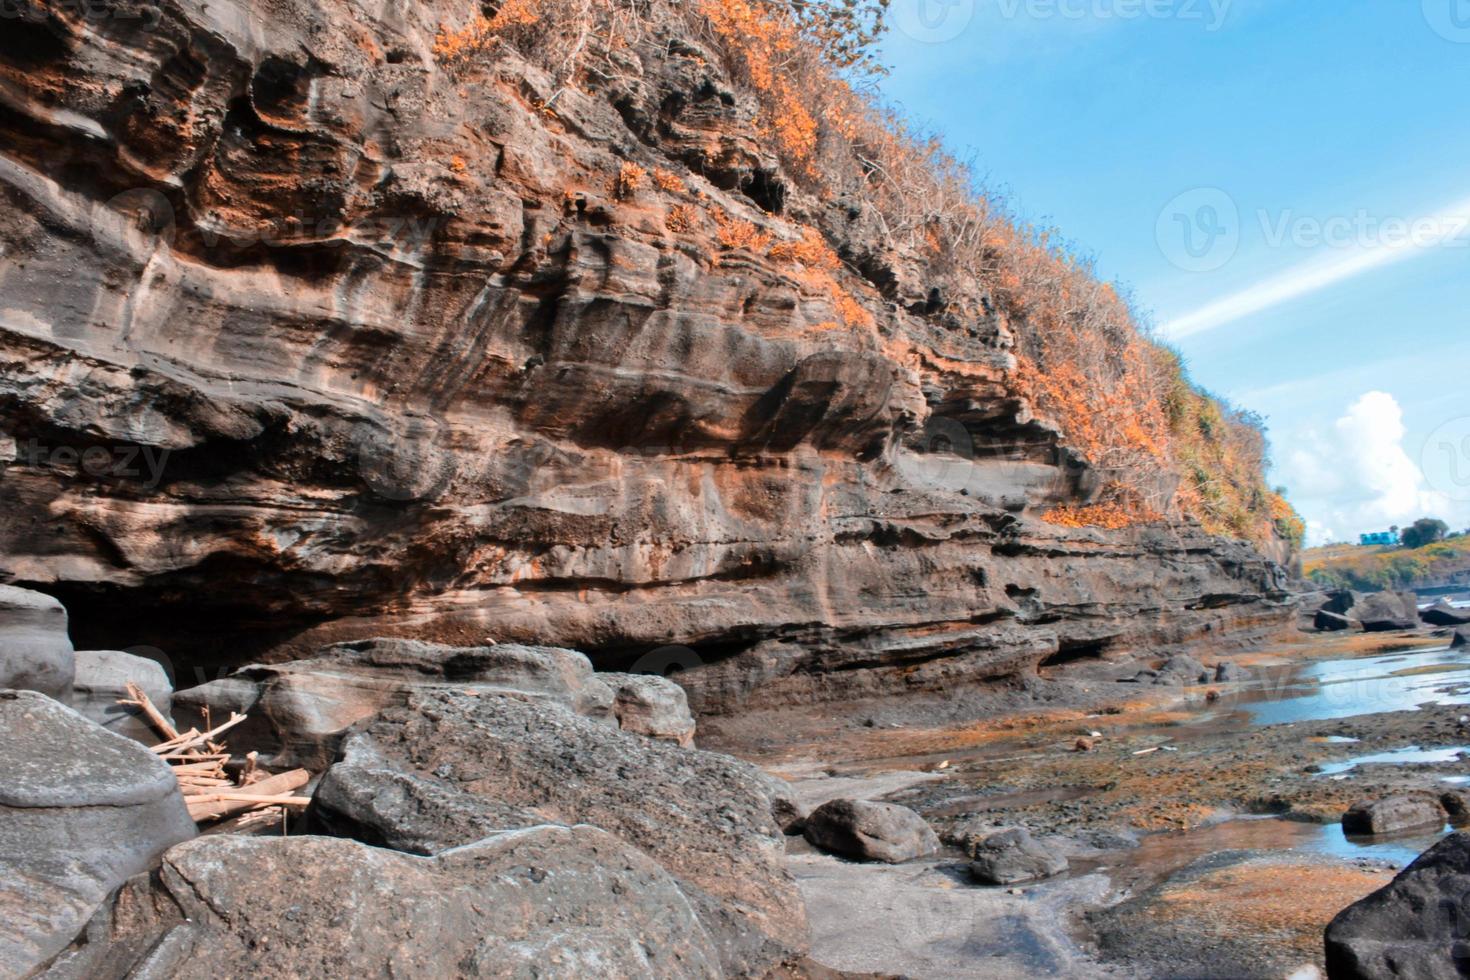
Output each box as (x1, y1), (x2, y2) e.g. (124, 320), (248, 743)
(1098, 816), (1452, 886)
(1308, 821), (1452, 866)
(1317, 745), (1470, 776)
(1206, 646), (1470, 726)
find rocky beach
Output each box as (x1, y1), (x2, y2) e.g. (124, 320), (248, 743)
(1, 0), (1466, 977)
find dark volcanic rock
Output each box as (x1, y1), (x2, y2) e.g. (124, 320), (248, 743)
(1214, 661), (1250, 682)
(1355, 592), (1421, 632)
(1341, 796), (1446, 837)
(0, 0), (1292, 710)
(803, 799), (940, 864)
(0, 585), (74, 699)
(967, 828), (1069, 885)
(0, 690), (195, 975)
(49, 831), (722, 979)
(1423, 600), (1470, 627)
(1440, 790), (1470, 823)
(69, 649), (173, 742)
(174, 638), (615, 769)
(1325, 831), (1470, 980)
(1454, 629), (1470, 650)
(312, 689), (805, 976)
(1316, 609), (1356, 632)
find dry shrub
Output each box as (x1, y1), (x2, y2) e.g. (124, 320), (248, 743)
(666, 203), (700, 233)
(652, 167), (687, 193)
(614, 162), (646, 199)
(714, 210), (773, 252)
(433, 0), (542, 65)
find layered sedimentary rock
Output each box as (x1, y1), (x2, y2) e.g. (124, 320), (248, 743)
(0, 0), (1291, 711)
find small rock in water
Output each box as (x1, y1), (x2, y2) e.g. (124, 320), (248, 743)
(1342, 796), (1445, 836)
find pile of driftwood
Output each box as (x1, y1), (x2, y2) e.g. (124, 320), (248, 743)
(120, 682), (309, 827)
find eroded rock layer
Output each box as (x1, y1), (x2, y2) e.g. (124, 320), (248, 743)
(0, 0), (1291, 711)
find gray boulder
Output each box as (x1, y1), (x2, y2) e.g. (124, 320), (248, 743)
(803, 799), (939, 864)
(47, 831), (722, 979)
(967, 827), (1069, 885)
(174, 638), (615, 769)
(311, 689), (806, 977)
(1325, 831), (1470, 979)
(1341, 796), (1445, 836)
(1454, 628), (1469, 650)
(1316, 609), (1356, 632)
(0, 690), (195, 975)
(0, 585), (74, 699)
(600, 671), (697, 746)
(1422, 600), (1470, 627)
(1355, 591), (1420, 632)
(68, 650), (173, 742)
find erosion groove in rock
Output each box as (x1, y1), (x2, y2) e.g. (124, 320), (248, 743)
(0, 0), (1290, 710)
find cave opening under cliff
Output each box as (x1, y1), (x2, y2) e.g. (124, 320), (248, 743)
(1038, 637), (1115, 674)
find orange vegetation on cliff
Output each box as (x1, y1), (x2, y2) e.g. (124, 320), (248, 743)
(432, 0), (1298, 546)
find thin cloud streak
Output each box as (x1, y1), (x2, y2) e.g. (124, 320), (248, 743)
(1162, 193), (1470, 339)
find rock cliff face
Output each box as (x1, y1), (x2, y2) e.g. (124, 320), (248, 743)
(0, 0), (1291, 712)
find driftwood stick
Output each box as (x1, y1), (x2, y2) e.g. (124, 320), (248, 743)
(185, 769), (309, 823)
(188, 793), (310, 807)
(156, 713), (248, 757)
(120, 682), (181, 741)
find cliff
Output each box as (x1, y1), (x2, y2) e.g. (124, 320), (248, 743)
(0, 0), (1293, 713)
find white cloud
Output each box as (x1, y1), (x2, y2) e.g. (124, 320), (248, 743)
(1279, 391), (1462, 547)
(1162, 192), (1470, 340)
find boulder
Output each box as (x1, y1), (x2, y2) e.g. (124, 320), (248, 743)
(1321, 590), (1363, 615)
(0, 585), (74, 699)
(48, 831), (723, 979)
(1454, 628), (1470, 650)
(174, 638), (615, 769)
(1152, 654), (1210, 686)
(311, 689), (805, 977)
(802, 799), (939, 864)
(1355, 591), (1420, 632)
(967, 827), (1069, 885)
(1440, 790), (1470, 823)
(1341, 796), (1445, 837)
(68, 649), (173, 742)
(1214, 661), (1250, 682)
(0, 690), (195, 975)
(1325, 831), (1470, 979)
(1422, 600), (1470, 627)
(1315, 609), (1356, 632)
(599, 671), (697, 746)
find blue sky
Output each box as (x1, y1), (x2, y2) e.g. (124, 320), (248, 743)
(877, 0), (1470, 544)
